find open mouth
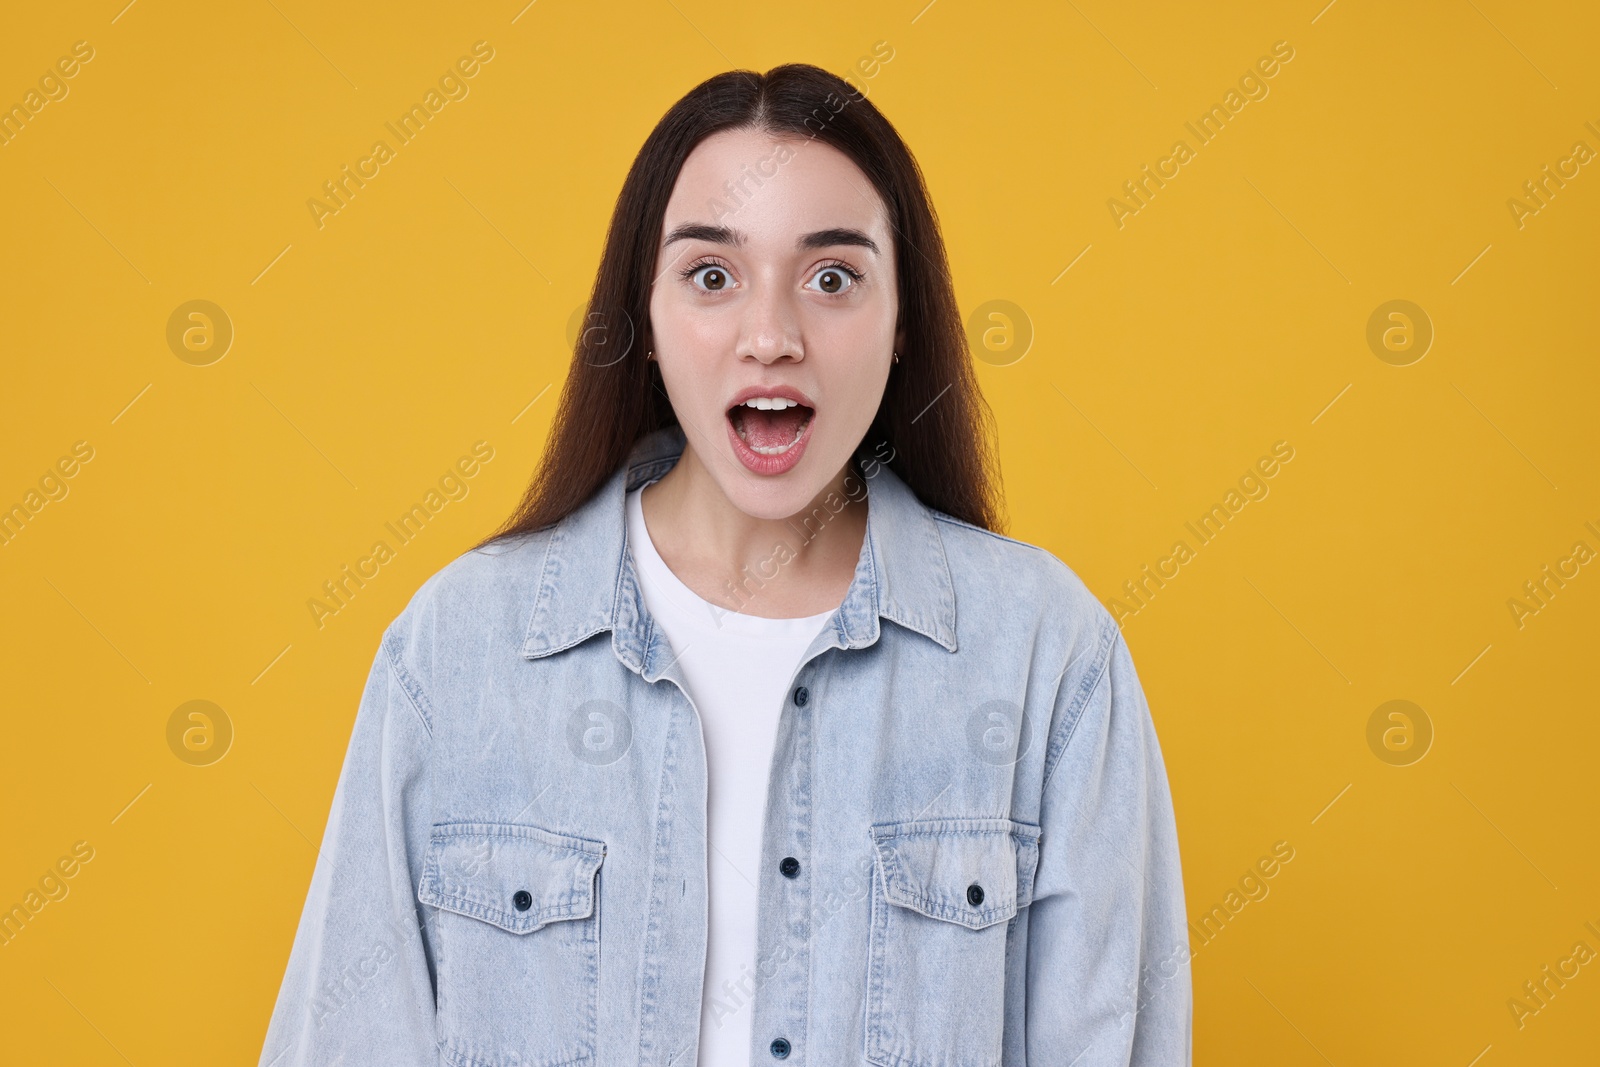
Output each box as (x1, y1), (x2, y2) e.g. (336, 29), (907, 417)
(727, 397), (815, 456)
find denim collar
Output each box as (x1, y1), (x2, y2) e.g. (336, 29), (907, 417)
(520, 424), (958, 679)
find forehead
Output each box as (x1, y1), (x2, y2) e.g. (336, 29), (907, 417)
(662, 127), (891, 244)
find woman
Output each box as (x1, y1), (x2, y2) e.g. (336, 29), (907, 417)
(260, 64), (1190, 1067)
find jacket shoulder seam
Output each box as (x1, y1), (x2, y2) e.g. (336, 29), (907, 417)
(1039, 612), (1118, 796)
(930, 511), (1048, 554)
(382, 627), (436, 737)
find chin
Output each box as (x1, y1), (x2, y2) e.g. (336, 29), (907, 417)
(719, 470), (836, 523)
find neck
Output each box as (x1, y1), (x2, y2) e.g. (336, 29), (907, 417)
(639, 442), (867, 619)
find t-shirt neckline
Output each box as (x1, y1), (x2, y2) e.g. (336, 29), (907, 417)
(625, 486), (839, 637)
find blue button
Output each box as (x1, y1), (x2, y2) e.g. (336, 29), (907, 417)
(770, 1037), (791, 1058)
(793, 686), (809, 707)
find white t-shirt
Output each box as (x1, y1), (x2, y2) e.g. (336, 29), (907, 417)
(624, 486), (836, 1067)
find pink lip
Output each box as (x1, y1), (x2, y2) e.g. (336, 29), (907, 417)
(724, 385), (817, 477)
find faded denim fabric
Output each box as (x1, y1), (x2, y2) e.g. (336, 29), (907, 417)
(259, 425), (1192, 1067)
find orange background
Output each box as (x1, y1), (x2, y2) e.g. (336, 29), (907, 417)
(2, 1), (1596, 1063)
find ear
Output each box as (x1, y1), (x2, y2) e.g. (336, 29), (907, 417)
(894, 323), (906, 357)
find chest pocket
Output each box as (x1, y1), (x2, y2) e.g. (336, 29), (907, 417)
(865, 816), (1041, 1067)
(417, 821), (605, 1067)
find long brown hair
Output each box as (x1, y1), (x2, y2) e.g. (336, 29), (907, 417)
(478, 63), (1002, 548)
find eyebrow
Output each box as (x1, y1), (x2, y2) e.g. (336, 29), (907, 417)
(663, 223), (880, 255)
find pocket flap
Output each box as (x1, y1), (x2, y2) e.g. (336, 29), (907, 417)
(417, 821), (605, 935)
(868, 817), (1041, 930)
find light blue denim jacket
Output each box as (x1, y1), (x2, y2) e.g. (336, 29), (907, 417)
(259, 425), (1191, 1067)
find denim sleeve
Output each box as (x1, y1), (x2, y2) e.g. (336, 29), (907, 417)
(1026, 622), (1192, 1065)
(258, 627), (440, 1067)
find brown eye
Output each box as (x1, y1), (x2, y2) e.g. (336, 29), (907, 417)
(691, 266), (729, 291)
(807, 266), (857, 295)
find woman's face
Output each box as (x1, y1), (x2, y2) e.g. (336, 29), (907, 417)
(648, 126), (900, 521)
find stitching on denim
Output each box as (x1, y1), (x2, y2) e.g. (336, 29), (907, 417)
(865, 851), (891, 1062)
(882, 886), (1018, 927)
(839, 499), (885, 648)
(608, 504), (636, 664)
(931, 510), (1049, 555)
(1039, 611), (1117, 796)
(419, 823), (604, 933)
(528, 627), (610, 659)
(876, 850), (1020, 927)
(421, 859), (600, 928)
(441, 1035), (593, 1067)
(864, 828), (1011, 1067)
(429, 822), (604, 852)
(633, 679), (687, 1066)
(383, 627), (435, 736)
(424, 889), (592, 931)
(868, 826), (1039, 840)
(872, 488), (959, 652)
(869, 823), (1035, 927)
(624, 455), (678, 490)
(522, 513), (563, 650)
(866, 1041), (987, 1067)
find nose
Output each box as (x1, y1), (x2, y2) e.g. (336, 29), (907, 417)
(737, 279), (803, 365)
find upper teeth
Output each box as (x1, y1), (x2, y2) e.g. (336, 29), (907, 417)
(740, 397), (800, 410)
